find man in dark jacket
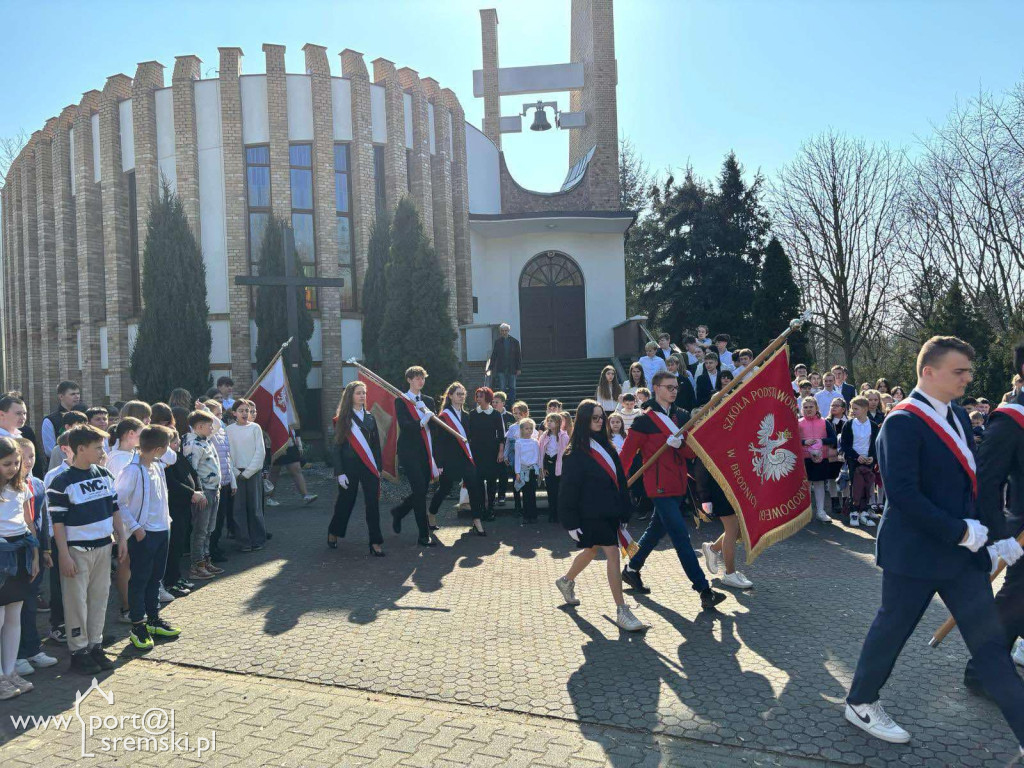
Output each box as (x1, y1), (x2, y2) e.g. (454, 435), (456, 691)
(390, 366), (437, 547)
(41, 381), (82, 458)
(486, 323), (522, 403)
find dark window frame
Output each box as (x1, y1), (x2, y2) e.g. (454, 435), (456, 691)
(373, 144), (386, 216)
(244, 144), (272, 309)
(126, 170), (141, 315)
(289, 142), (317, 312)
(334, 142), (355, 311)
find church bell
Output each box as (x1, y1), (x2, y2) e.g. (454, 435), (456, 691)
(530, 105), (552, 131)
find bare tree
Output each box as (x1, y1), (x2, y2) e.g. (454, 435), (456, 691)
(0, 129), (29, 187)
(620, 137), (655, 316)
(771, 131), (906, 370)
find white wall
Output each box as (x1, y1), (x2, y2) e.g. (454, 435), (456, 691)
(370, 84), (386, 144)
(469, 229), (627, 358)
(240, 75), (270, 145)
(68, 126), (76, 195)
(154, 88), (176, 191)
(210, 320), (231, 365)
(91, 113), (101, 183)
(286, 74), (313, 141)
(428, 104), (436, 155)
(331, 78), (352, 141)
(466, 123), (500, 214)
(99, 326), (109, 369)
(195, 80), (229, 315)
(119, 99), (135, 172)
(403, 92), (413, 149)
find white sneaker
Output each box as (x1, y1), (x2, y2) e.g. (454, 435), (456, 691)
(158, 584), (175, 603)
(849, 512), (860, 527)
(119, 608), (133, 624)
(8, 672), (33, 693)
(26, 651), (57, 668)
(844, 702), (910, 744)
(302, 494), (318, 505)
(815, 508), (831, 522)
(0, 677), (20, 700)
(555, 577), (580, 606)
(862, 515), (876, 527)
(701, 542), (721, 575)
(263, 478), (275, 494)
(14, 659), (34, 676)
(1012, 639), (1024, 667)
(615, 605), (645, 632)
(265, 498), (280, 507)
(721, 571), (754, 589)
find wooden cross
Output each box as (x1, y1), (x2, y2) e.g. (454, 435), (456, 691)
(234, 225), (345, 367)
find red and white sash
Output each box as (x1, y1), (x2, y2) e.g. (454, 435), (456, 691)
(995, 403), (1024, 431)
(649, 410), (681, 442)
(347, 416), (379, 478)
(589, 439), (619, 488)
(401, 394), (440, 479)
(891, 396), (976, 496)
(439, 408), (474, 465)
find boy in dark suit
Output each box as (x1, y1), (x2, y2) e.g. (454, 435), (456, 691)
(844, 336), (1024, 756)
(390, 366), (437, 547)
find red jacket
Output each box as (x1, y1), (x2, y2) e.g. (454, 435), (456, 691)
(620, 403), (695, 498)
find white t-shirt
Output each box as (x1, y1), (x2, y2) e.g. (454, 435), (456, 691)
(0, 486), (30, 538)
(851, 418), (872, 457)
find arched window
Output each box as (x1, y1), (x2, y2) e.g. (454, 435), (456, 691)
(519, 251), (584, 289)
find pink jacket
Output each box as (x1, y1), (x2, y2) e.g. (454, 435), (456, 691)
(537, 430), (570, 476)
(799, 416), (827, 460)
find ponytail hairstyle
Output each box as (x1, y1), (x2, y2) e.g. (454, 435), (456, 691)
(111, 416), (145, 449)
(333, 381), (365, 445)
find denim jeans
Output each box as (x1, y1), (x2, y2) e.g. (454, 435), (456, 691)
(191, 488), (220, 564)
(629, 496), (710, 593)
(127, 529), (169, 624)
(494, 371), (517, 403)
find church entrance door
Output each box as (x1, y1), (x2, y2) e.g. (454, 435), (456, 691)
(518, 252), (586, 361)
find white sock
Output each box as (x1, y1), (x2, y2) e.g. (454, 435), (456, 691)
(0, 602), (23, 676)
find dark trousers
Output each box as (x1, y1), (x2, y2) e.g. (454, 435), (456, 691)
(394, 458), (430, 538)
(18, 567), (45, 658)
(521, 476), (538, 520)
(431, 461), (485, 521)
(630, 496), (710, 593)
(849, 567), (1024, 744)
(210, 483), (235, 553)
(629, 454), (652, 514)
(127, 530), (169, 623)
(477, 459), (499, 511)
(330, 465), (382, 545)
(164, 504), (190, 585)
(966, 555), (1024, 686)
(543, 455), (560, 522)
(234, 473), (267, 548)
(48, 557), (63, 630)
(497, 462), (521, 508)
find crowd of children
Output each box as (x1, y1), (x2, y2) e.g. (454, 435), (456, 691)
(0, 377), (286, 696)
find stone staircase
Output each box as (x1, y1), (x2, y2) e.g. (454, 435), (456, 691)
(514, 357), (613, 417)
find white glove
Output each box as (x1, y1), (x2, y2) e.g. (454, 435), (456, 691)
(338, 474), (349, 489)
(993, 537), (1024, 567)
(666, 435), (683, 449)
(568, 528), (582, 542)
(702, 502), (713, 516)
(959, 519), (989, 553)
(295, 436), (303, 451)
(419, 409), (434, 426)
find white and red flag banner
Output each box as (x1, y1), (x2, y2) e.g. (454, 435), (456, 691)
(361, 375), (399, 482)
(249, 353), (299, 462)
(685, 346), (811, 562)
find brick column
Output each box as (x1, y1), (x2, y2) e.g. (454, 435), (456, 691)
(219, 47), (252, 390)
(52, 106), (80, 382)
(73, 90), (107, 404)
(21, 137), (43, 417)
(172, 56), (202, 237)
(304, 44), (344, 430)
(35, 122), (59, 408)
(100, 74), (134, 401)
(442, 88), (473, 326)
(340, 50), (375, 296)
(9, 167), (25, 391)
(263, 44), (291, 221)
(1, 185), (14, 388)
(132, 60), (165, 283)
(397, 68), (433, 243)
(423, 79), (456, 324)
(479, 9), (501, 149)
(371, 58), (409, 214)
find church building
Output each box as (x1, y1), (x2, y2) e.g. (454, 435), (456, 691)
(0, 0), (630, 430)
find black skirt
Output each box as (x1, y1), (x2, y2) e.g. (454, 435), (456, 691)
(578, 517), (620, 548)
(273, 444), (302, 467)
(804, 458), (834, 482)
(0, 540), (32, 606)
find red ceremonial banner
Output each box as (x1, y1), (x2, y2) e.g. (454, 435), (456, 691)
(686, 347), (811, 562)
(249, 353), (299, 462)
(361, 375), (399, 482)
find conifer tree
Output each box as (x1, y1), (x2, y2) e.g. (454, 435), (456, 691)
(130, 185), (212, 402)
(377, 198), (458, 390)
(753, 237), (809, 362)
(361, 210), (391, 371)
(925, 281), (1001, 398)
(252, 216), (314, 414)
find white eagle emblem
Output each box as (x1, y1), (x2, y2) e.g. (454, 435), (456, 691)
(748, 414), (797, 482)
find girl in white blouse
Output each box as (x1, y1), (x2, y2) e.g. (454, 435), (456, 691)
(595, 366), (622, 413)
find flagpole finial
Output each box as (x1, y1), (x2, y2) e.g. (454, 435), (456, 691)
(345, 357), (361, 365)
(791, 310), (812, 330)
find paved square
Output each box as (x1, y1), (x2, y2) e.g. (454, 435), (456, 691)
(0, 470), (1018, 766)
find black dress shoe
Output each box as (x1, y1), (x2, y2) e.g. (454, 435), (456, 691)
(369, 545), (386, 557)
(700, 588), (727, 610)
(429, 525), (440, 532)
(418, 536), (436, 547)
(327, 535), (338, 549)
(472, 527), (487, 537)
(621, 567), (651, 594)
(391, 508), (403, 534)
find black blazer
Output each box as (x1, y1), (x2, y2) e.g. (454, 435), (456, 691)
(431, 407), (472, 471)
(468, 409), (505, 466)
(977, 391), (1024, 540)
(395, 394), (436, 463)
(331, 411), (382, 477)
(489, 336), (522, 374)
(558, 443), (631, 530)
(165, 448), (201, 510)
(840, 382), (857, 403)
(840, 418), (880, 466)
(695, 371), (721, 407)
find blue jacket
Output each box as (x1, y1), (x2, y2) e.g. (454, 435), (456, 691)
(876, 391), (989, 580)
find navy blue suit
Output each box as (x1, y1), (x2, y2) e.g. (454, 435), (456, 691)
(848, 391), (1024, 745)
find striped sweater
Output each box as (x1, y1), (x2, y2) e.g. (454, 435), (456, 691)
(46, 464), (119, 549)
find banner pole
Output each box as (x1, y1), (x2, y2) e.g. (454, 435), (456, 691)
(627, 312), (811, 488)
(346, 358), (468, 444)
(242, 337), (294, 401)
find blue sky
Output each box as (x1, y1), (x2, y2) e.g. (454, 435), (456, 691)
(2, 0), (1022, 192)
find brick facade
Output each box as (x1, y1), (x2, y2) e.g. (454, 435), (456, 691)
(340, 49), (376, 293)
(371, 58), (409, 215)
(397, 68), (434, 243)
(21, 138), (43, 418)
(34, 122), (59, 410)
(263, 44), (291, 222)
(52, 106), (80, 385)
(423, 78), (457, 324)
(479, 9), (501, 149)
(172, 56), (202, 237)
